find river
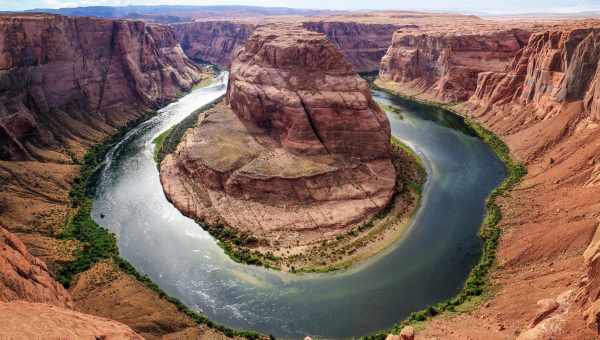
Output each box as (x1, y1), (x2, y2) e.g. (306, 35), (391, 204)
(91, 73), (505, 339)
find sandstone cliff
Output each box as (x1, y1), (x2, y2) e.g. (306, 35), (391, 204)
(375, 25), (600, 339)
(173, 19), (403, 72)
(173, 21), (255, 68)
(0, 301), (143, 339)
(464, 28), (600, 337)
(379, 28), (531, 102)
(0, 13), (229, 340)
(302, 21), (406, 72)
(161, 24), (396, 253)
(0, 226), (71, 307)
(0, 13), (203, 162)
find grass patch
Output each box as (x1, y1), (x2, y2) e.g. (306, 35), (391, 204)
(154, 97), (224, 164)
(152, 127), (173, 163)
(57, 95), (266, 339)
(364, 83), (527, 339)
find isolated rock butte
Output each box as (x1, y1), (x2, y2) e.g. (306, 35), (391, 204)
(161, 24), (396, 245)
(379, 28), (531, 102)
(0, 13), (204, 162)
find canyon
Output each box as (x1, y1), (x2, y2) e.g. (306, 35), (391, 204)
(0, 13), (237, 339)
(2, 5), (600, 340)
(376, 22), (600, 340)
(159, 23), (423, 271)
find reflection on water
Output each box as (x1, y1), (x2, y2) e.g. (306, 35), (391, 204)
(92, 74), (506, 339)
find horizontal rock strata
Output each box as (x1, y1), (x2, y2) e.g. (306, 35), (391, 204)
(379, 28), (531, 102)
(161, 24), (396, 247)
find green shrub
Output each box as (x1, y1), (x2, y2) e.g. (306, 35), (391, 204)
(365, 85), (527, 339)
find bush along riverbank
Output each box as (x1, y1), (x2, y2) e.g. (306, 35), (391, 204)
(57, 96), (266, 340)
(366, 82), (527, 339)
(152, 97), (224, 165)
(155, 95), (427, 273)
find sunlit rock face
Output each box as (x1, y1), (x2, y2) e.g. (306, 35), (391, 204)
(0, 13), (203, 161)
(173, 21), (255, 68)
(161, 24), (397, 246)
(379, 28), (530, 102)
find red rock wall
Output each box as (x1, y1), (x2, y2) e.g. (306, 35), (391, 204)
(302, 21), (407, 72)
(0, 226), (71, 307)
(227, 24), (392, 161)
(379, 29), (530, 102)
(173, 20), (255, 68)
(471, 28), (600, 122)
(0, 13), (203, 162)
(463, 27), (600, 337)
(173, 19), (402, 72)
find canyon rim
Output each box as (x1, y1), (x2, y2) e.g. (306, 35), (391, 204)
(1, 3), (600, 340)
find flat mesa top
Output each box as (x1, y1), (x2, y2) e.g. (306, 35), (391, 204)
(251, 23), (330, 44)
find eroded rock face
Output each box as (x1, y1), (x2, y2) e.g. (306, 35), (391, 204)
(0, 226), (71, 307)
(161, 24), (396, 246)
(0, 13), (204, 161)
(470, 28), (600, 121)
(302, 21), (407, 72)
(173, 21), (255, 68)
(379, 29), (530, 102)
(173, 19), (403, 72)
(0, 301), (142, 339)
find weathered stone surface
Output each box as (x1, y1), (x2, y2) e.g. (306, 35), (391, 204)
(399, 326), (415, 340)
(379, 28), (530, 102)
(161, 24), (396, 246)
(0, 301), (143, 339)
(302, 21), (407, 72)
(173, 19), (405, 72)
(173, 21), (255, 68)
(470, 28), (600, 121)
(0, 13), (204, 162)
(377, 21), (600, 340)
(0, 226), (71, 307)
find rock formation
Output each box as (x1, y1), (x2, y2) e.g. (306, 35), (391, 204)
(173, 21), (255, 68)
(0, 13), (227, 340)
(161, 24), (396, 248)
(0, 226), (71, 307)
(0, 301), (143, 339)
(392, 24), (600, 339)
(302, 21), (406, 72)
(0, 13), (204, 162)
(379, 28), (531, 102)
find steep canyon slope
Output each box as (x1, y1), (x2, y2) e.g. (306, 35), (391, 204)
(379, 27), (532, 102)
(378, 22), (600, 340)
(172, 12), (483, 73)
(0, 13), (235, 339)
(160, 23), (406, 270)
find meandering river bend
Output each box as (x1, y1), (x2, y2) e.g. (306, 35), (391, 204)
(92, 73), (505, 339)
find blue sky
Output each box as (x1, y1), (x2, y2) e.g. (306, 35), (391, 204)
(3, 0), (600, 14)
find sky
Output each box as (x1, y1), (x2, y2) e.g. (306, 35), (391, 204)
(3, 0), (600, 14)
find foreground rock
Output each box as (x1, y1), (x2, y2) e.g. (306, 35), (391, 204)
(161, 24), (401, 269)
(0, 226), (71, 307)
(0, 301), (142, 339)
